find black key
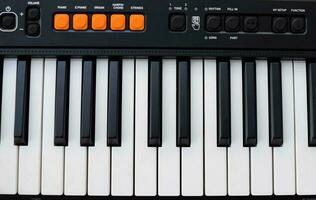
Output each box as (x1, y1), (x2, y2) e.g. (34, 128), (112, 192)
(148, 58), (162, 147)
(268, 60), (283, 147)
(54, 58), (70, 146)
(0, 58), (3, 140)
(217, 60), (231, 147)
(107, 58), (122, 146)
(14, 58), (31, 146)
(307, 62), (316, 146)
(80, 58), (96, 146)
(242, 60), (257, 147)
(176, 58), (190, 147)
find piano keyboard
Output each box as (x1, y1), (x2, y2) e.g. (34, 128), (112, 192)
(0, 57), (315, 199)
(1, 0), (316, 199)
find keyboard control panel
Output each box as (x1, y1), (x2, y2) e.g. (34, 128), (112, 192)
(0, 0), (314, 55)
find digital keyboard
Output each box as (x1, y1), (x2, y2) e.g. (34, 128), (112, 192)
(0, 0), (316, 200)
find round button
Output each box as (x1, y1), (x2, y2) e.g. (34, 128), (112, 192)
(225, 16), (240, 32)
(27, 7), (40, 21)
(26, 23), (40, 37)
(169, 14), (186, 32)
(0, 13), (16, 30)
(206, 15), (221, 32)
(291, 17), (305, 33)
(244, 16), (258, 32)
(272, 17), (288, 33)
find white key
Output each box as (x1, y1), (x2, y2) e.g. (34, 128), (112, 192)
(18, 59), (44, 195)
(294, 60), (316, 195)
(228, 60), (250, 196)
(41, 59), (64, 195)
(204, 59), (227, 196)
(0, 58), (18, 194)
(273, 60), (296, 195)
(64, 59), (87, 196)
(88, 59), (110, 196)
(158, 59), (180, 196)
(111, 59), (134, 196)
(250, 60), (273, 195)
(181, 59), (204, 196)
(135, 59), (157, 196)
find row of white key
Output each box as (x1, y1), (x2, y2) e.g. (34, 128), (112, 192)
(0, 58), (315, 196)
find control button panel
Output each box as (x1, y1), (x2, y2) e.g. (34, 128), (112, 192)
(25, 6), (41, 37)
(0, 12), (17, 32)
(170, 12), (306, 35)
(54, 13), (145, 32)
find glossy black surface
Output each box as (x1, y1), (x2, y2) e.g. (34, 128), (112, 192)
(0, 58), (3, 142)
(80, 58), (96, 146)
(176, 59), (191, 147)
(107, 58), (123, 147)
(14, 58), (30, 146)
(268, 60), (283, 147)
(242, 60), (257, 147)
(217, 60), (231, 147)
(148, 58), (162, 147)
(307, 62), (316, 146)
(54, 58), (70, 146)
(0, 0), (315, 57)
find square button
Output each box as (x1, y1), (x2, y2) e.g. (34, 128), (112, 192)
(73, 14), (88, 31)
(26, 23), (40, 37)
(110, 14), (126, 31)
(54, 14), (69, 31)
(169, 14), (186, 32)
(291, 17), (305, 33)
(92, 14), (107, 31)
(129, 14), (145, 31)
(27, 7), (40, 21)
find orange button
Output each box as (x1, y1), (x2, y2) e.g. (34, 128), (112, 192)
(129, 14), (145, 31)
(73, 14), (88, 31)
(92, 14), (107, 30)
(54, 14), (69, 31)
(110, 14), (126, 31)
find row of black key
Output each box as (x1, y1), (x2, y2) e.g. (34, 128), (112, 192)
(7, 57), (316, 148)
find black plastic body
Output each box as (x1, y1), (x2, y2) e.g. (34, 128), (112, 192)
(0, 0), (314, 57)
